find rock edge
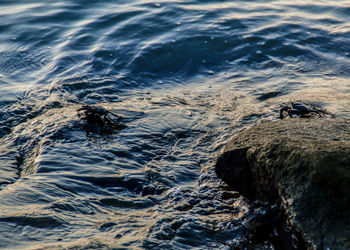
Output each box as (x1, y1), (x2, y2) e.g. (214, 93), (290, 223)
(215, 119), (350, 249)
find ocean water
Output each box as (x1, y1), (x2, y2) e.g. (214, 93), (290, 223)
(0, 0), (350, 249)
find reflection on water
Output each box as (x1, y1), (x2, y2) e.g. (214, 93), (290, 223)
(0, 0), (350, 248)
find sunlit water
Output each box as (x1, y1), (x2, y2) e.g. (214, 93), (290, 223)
(0, 0), (350, 248)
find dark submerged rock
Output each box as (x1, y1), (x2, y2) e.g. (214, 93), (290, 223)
(215, 119), (350, 249)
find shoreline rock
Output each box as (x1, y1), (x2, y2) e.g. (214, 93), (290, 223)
(215, 119), (350, 249)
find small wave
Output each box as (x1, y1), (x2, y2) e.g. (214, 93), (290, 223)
(0, 213), (66, 228)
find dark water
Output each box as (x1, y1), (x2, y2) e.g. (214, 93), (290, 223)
(0, 0), (350, 248)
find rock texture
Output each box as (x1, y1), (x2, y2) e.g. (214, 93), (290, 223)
(215, 119), (350, 249)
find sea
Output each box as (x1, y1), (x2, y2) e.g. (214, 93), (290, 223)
(0, 0), (350, 249)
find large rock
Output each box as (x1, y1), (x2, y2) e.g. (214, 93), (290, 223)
(215, 119), (350, 249)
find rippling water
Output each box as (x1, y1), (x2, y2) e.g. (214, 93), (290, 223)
(1, 0), (350, 248)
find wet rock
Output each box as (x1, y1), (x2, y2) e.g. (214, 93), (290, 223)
(215, 119), (350, 249)
(242, 201), (302, 249)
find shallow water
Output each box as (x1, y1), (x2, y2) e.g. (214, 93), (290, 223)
(0, 0), (350, 248)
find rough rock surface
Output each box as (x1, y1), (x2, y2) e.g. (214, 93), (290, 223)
(215, 119), (350, 249)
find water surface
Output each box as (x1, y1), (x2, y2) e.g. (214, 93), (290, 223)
(0, 0), (350, 248)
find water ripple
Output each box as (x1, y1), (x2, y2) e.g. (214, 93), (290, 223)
(1, 0), (350, 248)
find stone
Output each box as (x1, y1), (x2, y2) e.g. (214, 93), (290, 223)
(215, 119), (350, 249)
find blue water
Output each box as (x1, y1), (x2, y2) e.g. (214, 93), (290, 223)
(0, 0), (350, 248)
